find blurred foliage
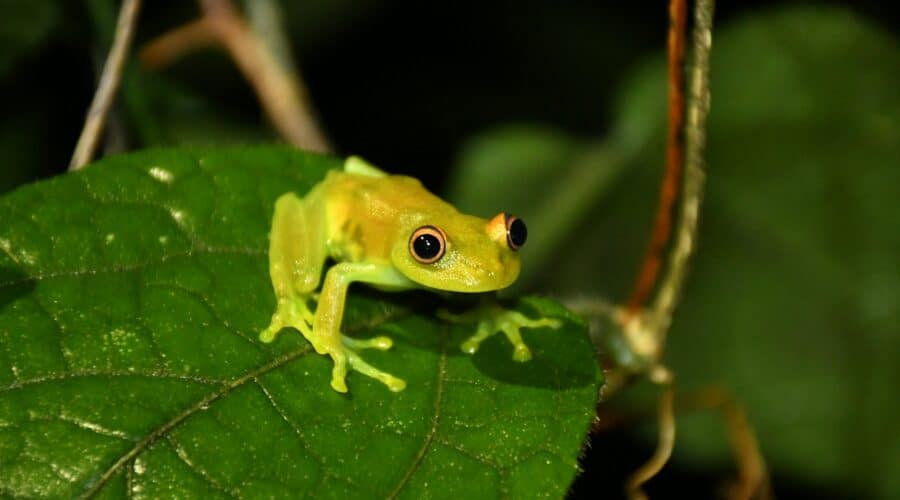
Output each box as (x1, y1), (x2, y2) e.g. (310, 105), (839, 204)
(450, 6), (899, 499)
(0, 0), (898, 498)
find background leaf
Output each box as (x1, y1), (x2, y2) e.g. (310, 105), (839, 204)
(0, 147), (601, 498)
(447, 6), (899, 498)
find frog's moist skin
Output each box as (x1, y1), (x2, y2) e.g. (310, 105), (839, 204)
(259, 157), (559, 393)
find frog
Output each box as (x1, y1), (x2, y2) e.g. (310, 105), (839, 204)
(259, 156), (561, 393)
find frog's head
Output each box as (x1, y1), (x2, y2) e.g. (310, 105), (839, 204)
(391, 211), (526, 293)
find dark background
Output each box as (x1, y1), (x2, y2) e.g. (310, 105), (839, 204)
(1, 1), (898, 499)
(2, 1), (896, 190)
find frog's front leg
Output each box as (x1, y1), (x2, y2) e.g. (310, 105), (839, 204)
(314, 262), (410, 393)
(439, 299), (562, 362)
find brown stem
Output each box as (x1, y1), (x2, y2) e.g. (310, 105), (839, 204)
(140, 0), (331, 152)
(651, 0), (714, 335)
(69, 0), (142, 171)
(139, 19), (218, 68)
(625, 0), (687, 314)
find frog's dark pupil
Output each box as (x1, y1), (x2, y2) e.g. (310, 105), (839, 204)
(413, 234), (442, 260)
(508, 218), (527, 249)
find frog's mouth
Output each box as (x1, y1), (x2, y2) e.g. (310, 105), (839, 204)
(401, 256), (521, 294)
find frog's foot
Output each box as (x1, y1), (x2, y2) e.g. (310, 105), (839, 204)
(440, 306), (562, 362)
(259, 294), (316, 344)
(327, 342), (406, 393)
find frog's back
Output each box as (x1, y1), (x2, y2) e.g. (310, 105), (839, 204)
(319, 169), (458, 263)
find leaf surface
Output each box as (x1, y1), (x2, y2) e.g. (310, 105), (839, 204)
(0, 147), (602, 498)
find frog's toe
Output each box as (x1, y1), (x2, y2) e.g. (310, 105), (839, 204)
(512, 343), (533, 362)
(343, 335), (393, 351)
(259, 314), (285, 343)
(460, 338), (480, 355)
(532, 317), (563, 330)
(329, 350), (350, 393)
(369, 369), (406, 392)
(259, 326), (278, 343)
(330, 377), (349, 393)
(345, 348), (406, 392)
(385, 376), (407, 392)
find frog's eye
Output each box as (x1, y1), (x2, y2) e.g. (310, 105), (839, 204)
(409, 225), (446, 264)
(505, 215), (527, 250)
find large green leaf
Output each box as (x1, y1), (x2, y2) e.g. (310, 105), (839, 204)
(0, 147), (601, 497)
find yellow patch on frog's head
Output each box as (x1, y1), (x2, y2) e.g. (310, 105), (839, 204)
(391, 211), (524, 293)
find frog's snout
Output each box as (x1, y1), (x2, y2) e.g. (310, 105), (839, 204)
(470, 248), (520, 290)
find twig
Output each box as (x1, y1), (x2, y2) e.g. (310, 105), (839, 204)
(138, 19), (218, 68)
(69, 0), (142, 171)
(140, 0), (331, 152)
(613, 0), (713, 365)
(626, 385), (676, 500)
(651, 0), (714, 335)
(625, 0), (687, 315)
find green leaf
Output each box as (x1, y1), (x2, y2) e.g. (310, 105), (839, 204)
(0, 147), (601, 497)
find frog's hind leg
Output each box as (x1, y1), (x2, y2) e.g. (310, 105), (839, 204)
(259, 192), (327, 345)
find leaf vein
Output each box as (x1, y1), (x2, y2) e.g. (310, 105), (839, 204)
(386, 326), (448, 499)
(0, 247), (265, 289)
(77, 345), (314, 499)
(253, 379), (332, 474)
(0, 370), (226, 394)
(166, 435), (238, 498)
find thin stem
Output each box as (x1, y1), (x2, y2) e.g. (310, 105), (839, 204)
(625, 384), (676, 500)
(138, 19), (218, 68)
(69, 0), (142, 171)
(625, 0), (687, 315)
(651, 0), (714, 335)
(140, 0), (331, 152)
(244, 0), (330, 152)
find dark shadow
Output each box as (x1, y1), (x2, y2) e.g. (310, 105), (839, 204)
(452, 297), (597, 390)
(347, 290), (597, 390)
(464, 320), (597, 390)
(0, 265), (34, 311)
(568, 429), (867, 500)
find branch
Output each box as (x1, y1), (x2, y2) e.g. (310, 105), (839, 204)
(651, 0), (714, 335)
(611, 0), (714, 365)
(69, 0), (142, 171)
(625, 0), (687, 315)
(140, 0), (331, 152)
